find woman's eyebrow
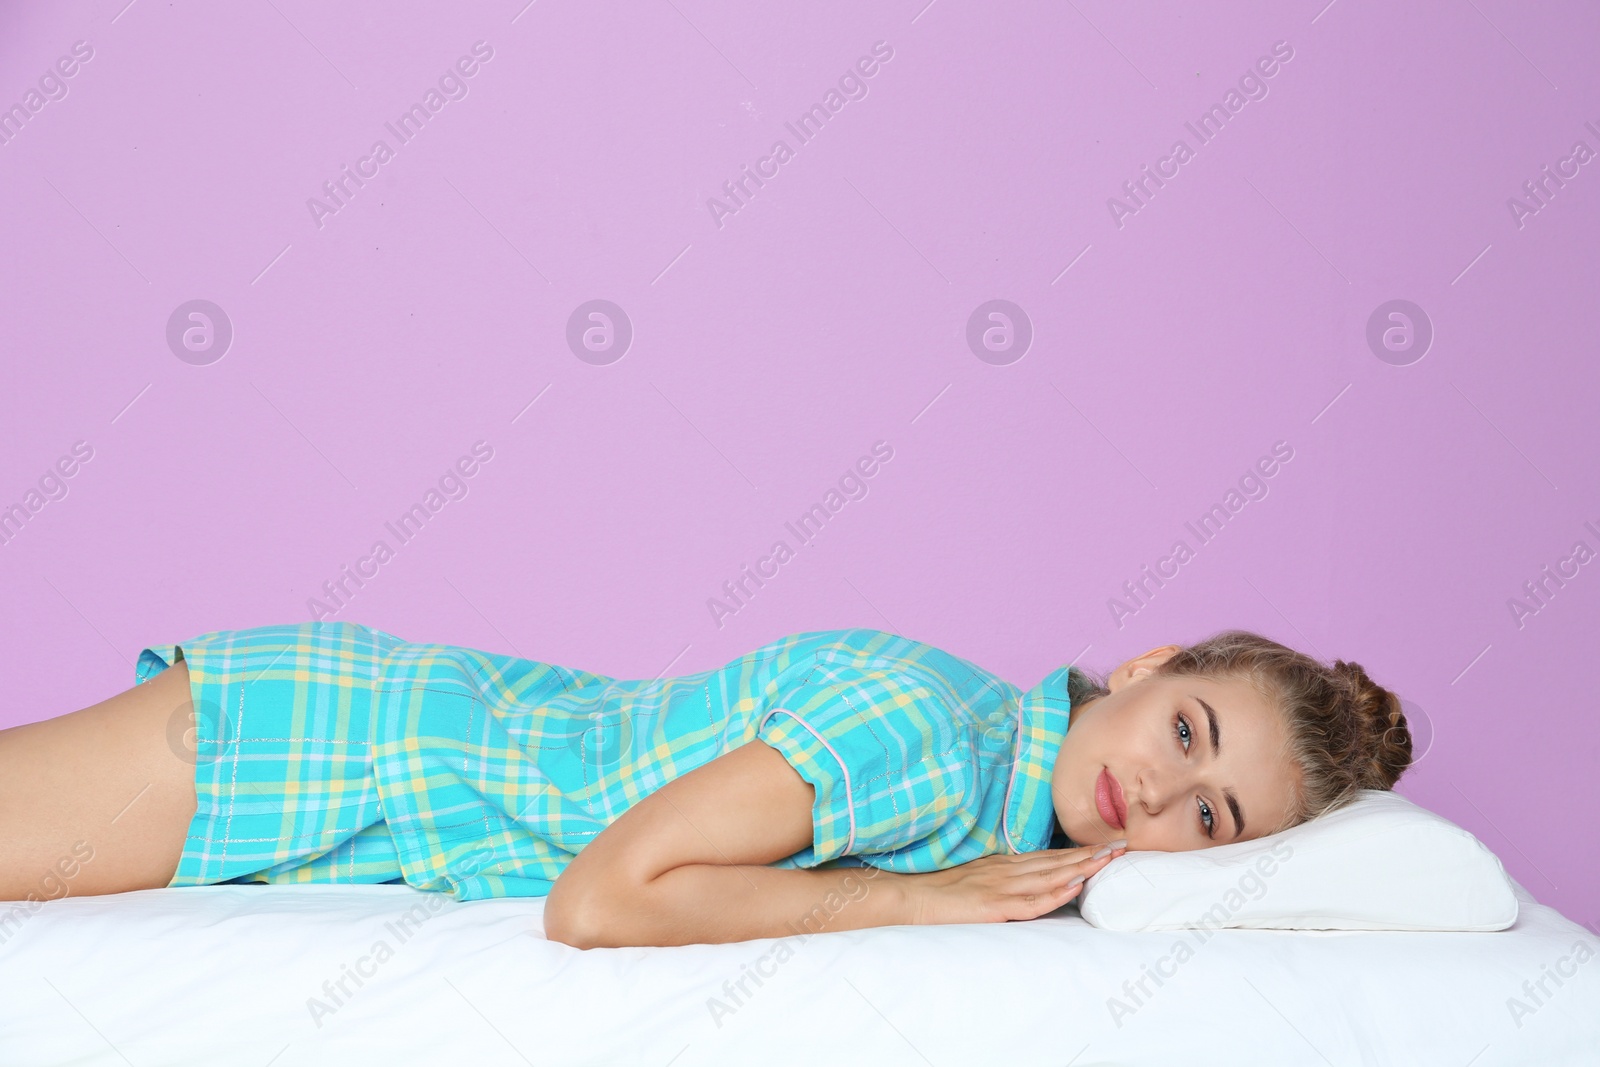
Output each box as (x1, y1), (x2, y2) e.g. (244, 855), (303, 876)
(1195, 695), (1246, 839)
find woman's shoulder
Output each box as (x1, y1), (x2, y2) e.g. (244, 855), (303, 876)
(740, 629), (1017, 720)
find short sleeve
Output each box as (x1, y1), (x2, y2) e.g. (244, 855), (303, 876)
(755, 658), (974, 868)
(135, 644), (183, 684)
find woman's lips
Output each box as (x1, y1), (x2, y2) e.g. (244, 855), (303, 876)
(1096, 767), (1126, 830)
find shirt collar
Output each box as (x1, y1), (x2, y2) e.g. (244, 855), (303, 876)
(1000, 665), (1076, 854)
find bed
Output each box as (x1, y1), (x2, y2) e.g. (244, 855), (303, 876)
(3, 875), (1595, 1065)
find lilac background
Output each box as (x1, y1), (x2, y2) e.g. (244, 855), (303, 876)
(1, 0), (1595, 925)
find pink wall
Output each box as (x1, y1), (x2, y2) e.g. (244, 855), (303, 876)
(1, 1), (1595, 922)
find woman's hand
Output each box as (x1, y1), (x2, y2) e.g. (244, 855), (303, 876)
(903, 842), (1129, 925)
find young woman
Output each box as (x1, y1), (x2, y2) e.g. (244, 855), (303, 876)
(0, 621), (1412, 948)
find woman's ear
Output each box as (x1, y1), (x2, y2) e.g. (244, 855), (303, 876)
(1106, 645), (1183, 692)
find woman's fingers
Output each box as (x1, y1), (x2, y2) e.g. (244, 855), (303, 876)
(998, 844), (1126, 883)
(1011, 841), (1128, 868)
(1008, 844), (1127, 917)
(909, 843), (1130, 925)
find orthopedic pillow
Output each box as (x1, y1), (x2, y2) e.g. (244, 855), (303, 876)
(1076, 788), (1520, 932)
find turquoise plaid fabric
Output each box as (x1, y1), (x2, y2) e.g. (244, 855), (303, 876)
(138, 622), (1077, 901)
(136, 622), (411, 889)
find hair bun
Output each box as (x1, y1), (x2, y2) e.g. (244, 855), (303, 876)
(1332, 659), (1413, 790)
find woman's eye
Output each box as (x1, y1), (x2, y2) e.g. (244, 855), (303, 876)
(1177, 715), (1215, 837)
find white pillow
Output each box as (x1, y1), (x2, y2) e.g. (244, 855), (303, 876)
(1076, 788), (1520, 932)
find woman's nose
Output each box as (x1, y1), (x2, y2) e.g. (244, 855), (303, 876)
(1133, 770), (1176, 813)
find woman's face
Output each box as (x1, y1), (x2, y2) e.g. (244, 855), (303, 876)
(1050, 646), (1299, 852)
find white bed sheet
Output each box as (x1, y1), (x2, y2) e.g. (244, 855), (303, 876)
(2, 876), (1595, 1066)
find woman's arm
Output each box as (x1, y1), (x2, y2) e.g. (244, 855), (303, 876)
(544, 738), (1126, 948)
(545, 739), (914, 948)
(581, 861), (911, 948)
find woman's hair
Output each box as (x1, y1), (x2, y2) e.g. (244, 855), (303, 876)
(1065, 629), (1413, 834)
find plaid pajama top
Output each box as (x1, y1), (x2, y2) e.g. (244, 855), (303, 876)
(140, 623), (1078, 902)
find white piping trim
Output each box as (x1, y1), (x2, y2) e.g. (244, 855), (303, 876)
(758, 706), (856, 856)
(998, 694), (1027, 852)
